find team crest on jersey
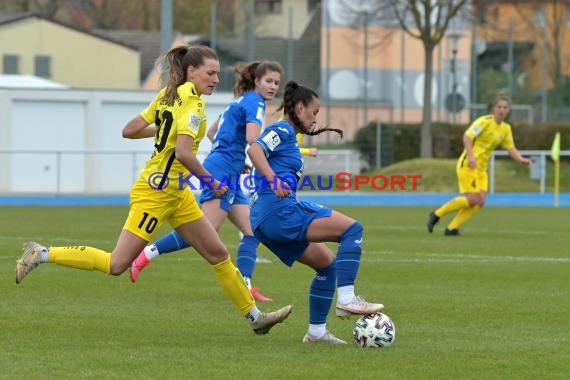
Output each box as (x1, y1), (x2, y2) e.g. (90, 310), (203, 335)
(188, 113), (201, 133)
(263, 130), (281, 151)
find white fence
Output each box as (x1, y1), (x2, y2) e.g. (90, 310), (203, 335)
(302, 150), (361, 175)
(490, 150), (570, 193)
(0, 149), (359, 194)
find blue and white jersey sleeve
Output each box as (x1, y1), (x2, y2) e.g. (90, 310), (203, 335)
(242, 91), (265, 127)
(205, 91), (265, 174)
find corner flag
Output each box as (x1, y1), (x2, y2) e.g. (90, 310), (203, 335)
(550, 132), (561, 162)
(550, 132), (561, 207)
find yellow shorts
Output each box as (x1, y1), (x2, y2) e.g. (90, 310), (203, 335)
(456, 167), (488, 193)
(123, 178), (203, 241)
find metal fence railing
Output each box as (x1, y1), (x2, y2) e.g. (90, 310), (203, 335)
(490, 150), (570, 193)
(0, 149), (360, 194)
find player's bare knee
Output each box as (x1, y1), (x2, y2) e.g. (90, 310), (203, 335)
(467, 193), (484, 207)
(207, 248), (230, 264)
(109, 262), (128, 276)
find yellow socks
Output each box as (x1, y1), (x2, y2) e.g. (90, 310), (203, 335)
(48, 246), (111, 273)
(211, 256), (255, 316)
(435, 196), (470, 217)
(448, 206), (480, 230)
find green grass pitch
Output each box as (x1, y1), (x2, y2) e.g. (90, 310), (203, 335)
(1, 205), (568, 379)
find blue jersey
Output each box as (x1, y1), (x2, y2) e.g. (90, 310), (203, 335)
(205, 91), (265, 174)
(249, 120), (304, 229)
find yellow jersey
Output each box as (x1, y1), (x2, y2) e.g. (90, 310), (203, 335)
(458, 115), (515, 171)
(138, 82), (207, 196)
(296, 133), (311, 156)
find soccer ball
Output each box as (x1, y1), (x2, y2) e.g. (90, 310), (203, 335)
(353, 312), (396, 348)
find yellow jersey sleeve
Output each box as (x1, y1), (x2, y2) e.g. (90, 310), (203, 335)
(464, 115), (488, 141)
(176, 83), (206, 154)
(139, 91), (161, 124)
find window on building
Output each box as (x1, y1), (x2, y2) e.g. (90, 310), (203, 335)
(534, 7), (545, 27)
(35, 55), (51, 78)
(308, 0), (321, 12)
(255, 0), (282, 15)
(3, 54), (20, 74)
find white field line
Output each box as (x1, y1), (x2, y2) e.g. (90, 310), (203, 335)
(367, 225), (549, 236)
(363, 250), (570, 263)
(2, 247), (566, 264)
(1, 235), (566, 264)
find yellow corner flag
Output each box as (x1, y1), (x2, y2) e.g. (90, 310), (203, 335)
(550, 132), (561, 162)
(550, 132), (561, 207)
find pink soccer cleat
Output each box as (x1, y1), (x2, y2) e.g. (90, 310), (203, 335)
(130, 251), (151, 283)
(250, 287), (273, 302)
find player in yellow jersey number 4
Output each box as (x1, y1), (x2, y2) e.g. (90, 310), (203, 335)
(427, 92), (532, 236)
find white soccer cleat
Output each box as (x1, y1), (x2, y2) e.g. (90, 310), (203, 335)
(255, 253), (272, 264)
(15, 242), (46, 284)
(335, 295), (384, 319)
(251, 305), (292, 335)
(302, 331), (347, 345)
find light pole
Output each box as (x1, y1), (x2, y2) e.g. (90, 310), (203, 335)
(446, 30), (464, 124)
(361, 10), (369, 128)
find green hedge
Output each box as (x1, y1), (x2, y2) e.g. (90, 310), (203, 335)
(353, 121), (570, 168)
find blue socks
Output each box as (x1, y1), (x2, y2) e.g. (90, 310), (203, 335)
(309, 262), (337, 324)
(155, 230), (190, 255)
(335, 221), (363, 287)
(236, 235), (259, 278)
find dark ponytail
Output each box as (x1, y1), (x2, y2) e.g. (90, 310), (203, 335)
(279, 81), (343, 139)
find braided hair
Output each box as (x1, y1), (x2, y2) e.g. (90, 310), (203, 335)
(278, 81), (343, 138)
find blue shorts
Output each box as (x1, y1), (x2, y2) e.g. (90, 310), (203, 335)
(198, 162), (248, 213)
(253, 200), (332, 266)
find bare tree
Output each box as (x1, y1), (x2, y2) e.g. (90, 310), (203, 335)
(337, 0), (394, 49)
(391, 0), (470, 158)
(31, 0), (65, 18)
(333, 0), (470, 158)
(0, 0), (65, 17)
(508, 0), (570, 109)
(76, 0), (123, 29)
(0, 0), (33, 12)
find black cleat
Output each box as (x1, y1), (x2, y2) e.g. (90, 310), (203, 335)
(427, 211), (440, 233)
(444, 228), (460, 236)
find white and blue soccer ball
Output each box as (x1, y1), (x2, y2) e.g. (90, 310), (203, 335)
(353, 312), (396, 348)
